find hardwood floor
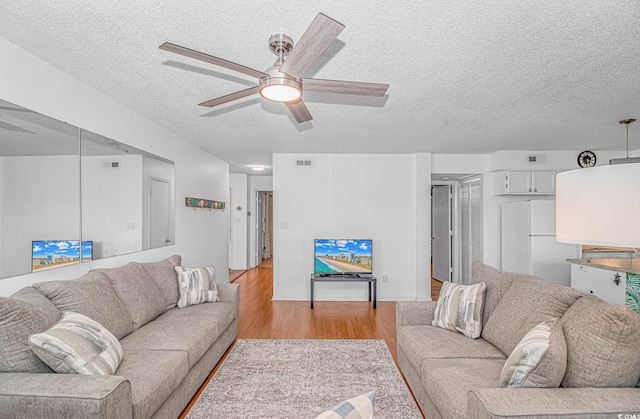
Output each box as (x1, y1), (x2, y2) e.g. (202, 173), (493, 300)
(179, 258), (401, 418)
(236, 258), (397, 360)
(431, 276), (443, 301)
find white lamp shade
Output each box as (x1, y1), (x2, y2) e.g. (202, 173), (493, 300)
(556, 164), (640, 247)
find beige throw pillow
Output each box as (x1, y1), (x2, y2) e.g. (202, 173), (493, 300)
(432, 282), (486, 339)
(500, 318), (567, 388)
(29, 311), (124, 375)
(174, 266), (220, 308)
(561, 295), (640, 388)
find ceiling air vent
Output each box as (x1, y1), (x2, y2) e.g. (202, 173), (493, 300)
(296, 160), (312, 167)
(527, 154), (546, 164)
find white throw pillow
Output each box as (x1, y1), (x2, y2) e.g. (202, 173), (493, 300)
(500, 318), (567, 388)
(174, 266), (220, 308)
(432, 282), (486, 339)
(29, 311), (123, 375)
(314, 391), (376, 419)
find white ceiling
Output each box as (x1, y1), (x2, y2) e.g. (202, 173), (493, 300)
(0, 1), (638, 174)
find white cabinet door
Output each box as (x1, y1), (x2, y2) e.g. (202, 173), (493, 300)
(571, 264), (626, 304)
(493, 171), (557, 195)
(507, 172), (532, 193)
(532, 172), (556, 193)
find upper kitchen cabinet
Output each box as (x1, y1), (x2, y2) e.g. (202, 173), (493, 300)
(493, 170), (557, 195)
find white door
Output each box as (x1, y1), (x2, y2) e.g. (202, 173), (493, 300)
(149, 178), (170, 248)
(460, 177), (483, 284)
(432, 185), (452, 282)
(256, 192), (265, 265)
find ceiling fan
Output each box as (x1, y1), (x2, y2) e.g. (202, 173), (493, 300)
(159, 13), (389, 123)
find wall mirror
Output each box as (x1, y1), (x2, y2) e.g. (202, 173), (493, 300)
(0, 98), (175, 279)
(81, 130), (175, 260)
(0, 98), (81, 278)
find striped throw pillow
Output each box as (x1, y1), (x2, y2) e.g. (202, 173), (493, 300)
(500, 318), (567, 388)
(432, 282), (486, 339)
(29, 311), (123, 375)
(174, 266), (220, 308)
(314, 391), (376, 419)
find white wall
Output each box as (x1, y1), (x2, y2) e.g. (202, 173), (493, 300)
(272, 153), (430, 302)
(229, 173), (248, 269)
(0, 36), (230, 296)
(82, 155), (143, 258)
(247, 175), (273, 268)
(1, 156), (80, 277)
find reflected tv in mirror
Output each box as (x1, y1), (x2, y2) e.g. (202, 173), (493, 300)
(314, 239), (372, 274)
(32, 240), (93, 272)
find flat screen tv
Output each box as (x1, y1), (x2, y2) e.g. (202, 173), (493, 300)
(32, 240), (93, 272)
(314, 239), (373, 274)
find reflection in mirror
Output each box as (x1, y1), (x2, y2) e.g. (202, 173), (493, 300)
(81, 130), (175, 260)
(0, 99), (81, 279)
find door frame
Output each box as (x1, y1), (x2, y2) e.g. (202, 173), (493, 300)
(431, 180), (461, 283)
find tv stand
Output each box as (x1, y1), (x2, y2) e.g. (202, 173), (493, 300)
(310, 273), (377, 309)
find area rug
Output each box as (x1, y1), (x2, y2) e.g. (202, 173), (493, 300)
(186, 339), (422, 418)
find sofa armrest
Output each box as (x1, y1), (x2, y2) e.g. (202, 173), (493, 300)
(468, 387), (640, 419)
(396, 301), (438, 329)
(0, 373), (132, 418)
(218, 283), (240, 319)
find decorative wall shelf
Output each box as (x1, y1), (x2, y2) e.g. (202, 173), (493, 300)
(185, 197), (225, 211)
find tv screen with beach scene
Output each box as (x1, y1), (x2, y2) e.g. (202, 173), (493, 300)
(32, 240), (93, 272)
(314, 239), (373, 274)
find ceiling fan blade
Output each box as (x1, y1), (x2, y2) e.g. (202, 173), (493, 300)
(160, 42), (268, 79)
(286, 100), (313, 123)
(279, 13), (345, 79)
(303, 78), (389, 97)
(198, 86), (260, 108)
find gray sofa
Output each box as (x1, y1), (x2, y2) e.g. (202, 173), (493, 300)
(0, 255), (239, 419)
(397, 261), (640, 418)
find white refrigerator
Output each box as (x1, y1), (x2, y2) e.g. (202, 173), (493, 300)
(501, 200), (579, 286)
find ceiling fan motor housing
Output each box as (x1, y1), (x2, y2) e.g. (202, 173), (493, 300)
(259, 64), (302, 102)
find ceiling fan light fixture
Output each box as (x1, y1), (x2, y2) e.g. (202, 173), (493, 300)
(259, 77), (302, 102)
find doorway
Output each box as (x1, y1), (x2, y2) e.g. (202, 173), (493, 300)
(431, 174), (483, 286)
(431, 185), (453, 283)
(149, 177), (171, 248)
(256, 191), (273, 267)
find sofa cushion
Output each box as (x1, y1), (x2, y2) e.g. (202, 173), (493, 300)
(500, 318), (567, 388)
(561, 295), (640, 388)
(0, 287), (60, 373)
(421, 358), (503, 419)
(95, 263), (167, 329)
(33, 272), (134, 339)
(29, 311), (124, 375)
(120, 302), (235, 368)
(314, 391), (376, 419)
(175, 266), (220, 308)
(132, 255), (182, 310)
(471, 262), (542, 329)
(398, 325), (506, 374)
(115, 349), (189, 419)
(482, 279), (583, 356)
(432, 282), (486, 339)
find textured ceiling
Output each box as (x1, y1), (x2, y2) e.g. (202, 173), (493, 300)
(0, 1), (638, 174)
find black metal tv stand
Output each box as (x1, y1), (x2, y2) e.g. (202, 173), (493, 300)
(309, 273), (377, 309)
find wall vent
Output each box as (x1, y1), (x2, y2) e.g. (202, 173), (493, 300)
(104, 161), (120, 168)
(296, 160), (312, 167)
(527, 154), (546, 164)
